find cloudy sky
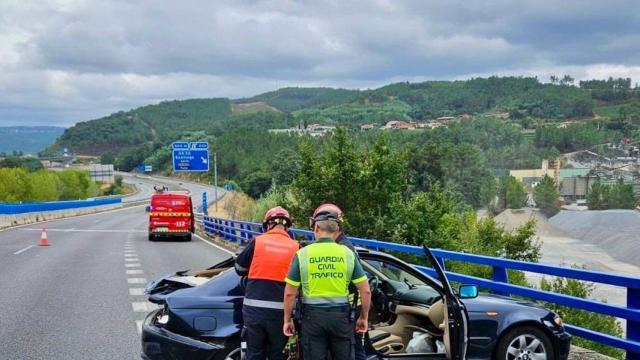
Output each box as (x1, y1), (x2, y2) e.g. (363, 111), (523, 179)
(1, 0), (639, 127)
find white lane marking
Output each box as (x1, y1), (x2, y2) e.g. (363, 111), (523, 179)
(126, 269), (145, 275)
(132, 302), (159, 312)
(125, 263), (141, 268)
(125, 258), (140, 262)
(20, 228), (146, 233)
(124, 251), (137, 255)
(129, 288), (146, 296)
(136, 320), (144, 335)
(13, 245), (35, 255)
(0, 203), (147, 232)
(125, 253), (138, 257)
(194, 233), (235, 256)
(127, 277), (148, 284)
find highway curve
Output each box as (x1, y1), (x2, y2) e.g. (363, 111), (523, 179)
(0, 176), (231, 359)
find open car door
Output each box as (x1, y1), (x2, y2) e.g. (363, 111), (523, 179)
(423, 245), (469, 360)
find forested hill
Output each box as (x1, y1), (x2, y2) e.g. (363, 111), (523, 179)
(50, 98), (231, 155)
(49, 76), (639, 172)
(0, 126), (65, 155)
(236, 87), (360, 112)
(239, 77), (594, 121)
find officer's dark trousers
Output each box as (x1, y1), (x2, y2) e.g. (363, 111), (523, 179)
(244, 313), (287, 360)
(301, 307), (353, 360)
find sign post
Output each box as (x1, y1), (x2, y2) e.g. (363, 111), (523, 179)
(214, 152), (218, 212)
(202, 192), (208, 215)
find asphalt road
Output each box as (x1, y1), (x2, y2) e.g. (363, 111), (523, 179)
(119, 172), (224, 211)
(0, 176), (231, 359)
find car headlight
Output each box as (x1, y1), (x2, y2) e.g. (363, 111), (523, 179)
(156, 309), (169, 326)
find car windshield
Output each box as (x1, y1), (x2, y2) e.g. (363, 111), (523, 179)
(361, 258), (426, 287)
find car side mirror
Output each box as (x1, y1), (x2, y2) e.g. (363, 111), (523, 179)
(458, 285), (478, 299)
(145, 205), (151, 212)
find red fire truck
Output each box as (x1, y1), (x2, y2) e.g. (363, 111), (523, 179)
(147, 188), (194, 241)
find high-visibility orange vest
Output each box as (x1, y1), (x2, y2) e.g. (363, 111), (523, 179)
(248, 228), (299, 282)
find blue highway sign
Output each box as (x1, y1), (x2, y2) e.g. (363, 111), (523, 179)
(172, 142), (210, 172)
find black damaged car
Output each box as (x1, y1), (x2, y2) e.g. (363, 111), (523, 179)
(141, 246), (571, 360)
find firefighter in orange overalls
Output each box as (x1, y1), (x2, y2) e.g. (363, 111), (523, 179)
(235, 206), (299, 360)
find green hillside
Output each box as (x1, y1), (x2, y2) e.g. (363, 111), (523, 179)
(52, 98), (231, 155)
(236, 87), (360, 112)
(51, 76), (634, 172)
(0, 126), (65, 155)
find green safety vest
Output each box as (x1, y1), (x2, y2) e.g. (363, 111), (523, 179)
(298, 241), (355, 306)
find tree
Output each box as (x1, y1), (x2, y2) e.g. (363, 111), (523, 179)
(560, 74), (574, 86)
(609, 180), (636, 209)
(241, 171), (273, 199)
(533, 175), (560, 217)
(498, 175), (528, 210)
(0, 168), (30, 202)
(28, 170), (60, 201)
(587, 181), (608, 210)
(442, 143), (497, 208)
(549, 75), (559, 84)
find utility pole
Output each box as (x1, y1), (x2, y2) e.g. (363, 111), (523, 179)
(214, 152), (218, 212)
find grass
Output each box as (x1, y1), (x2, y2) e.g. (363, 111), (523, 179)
(594, 104), (625, 118)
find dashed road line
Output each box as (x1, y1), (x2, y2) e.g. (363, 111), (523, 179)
(126, 269), (145, 275)
(125, 263), (141, 268)
(127, 277), (148, 284)
(136, 320), (144, 335)
(129, 288), (146, 296)
(132, 302), (159, 312)
(125, 258), (140, 262)
(13, 245), (35, 255)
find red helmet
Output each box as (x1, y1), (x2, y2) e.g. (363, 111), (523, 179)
(310, 203), (344, 227)
(263, 206), (292, 230)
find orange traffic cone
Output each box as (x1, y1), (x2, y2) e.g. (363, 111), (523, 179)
(39, 228), (50, 246)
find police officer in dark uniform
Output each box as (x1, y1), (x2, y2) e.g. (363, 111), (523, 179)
(235, 207), (299, 360)
(283, 207), (371, 360)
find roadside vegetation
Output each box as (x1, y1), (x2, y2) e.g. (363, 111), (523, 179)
(0, 168), (128, 203)
(587, 180), (637, 210)
(541, 275), (624, 359)
(0, 168), (100, 202)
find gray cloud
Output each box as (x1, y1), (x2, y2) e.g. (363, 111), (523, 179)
(0, 0), (639, 126)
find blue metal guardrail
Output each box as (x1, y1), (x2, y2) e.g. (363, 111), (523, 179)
(0, 197), (122, 215)
(202, 215), (640, 359)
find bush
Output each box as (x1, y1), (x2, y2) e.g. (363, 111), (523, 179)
(540, 276), (624, 359)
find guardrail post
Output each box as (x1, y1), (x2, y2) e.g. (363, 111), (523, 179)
(628, 287), (640, 360)
(239, 224), (245, 244)
(232, 221), (238, 242)
(491, 266), (509, 296)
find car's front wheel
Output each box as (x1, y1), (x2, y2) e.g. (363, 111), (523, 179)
(495, 326), (554, 360)
(223, 347), (241, 360)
